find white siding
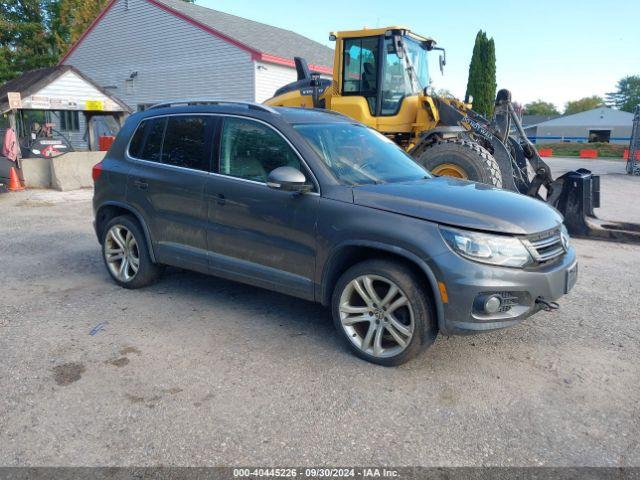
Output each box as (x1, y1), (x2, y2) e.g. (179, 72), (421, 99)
(254, 61), (334, 103)
(254, 61), (298, 103)
(48, 110), (89, 151)
(63, 0), (255, 109)
(22, 70), (122, 112)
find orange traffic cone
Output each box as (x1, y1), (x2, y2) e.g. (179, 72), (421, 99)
(8, 166), (24, 192)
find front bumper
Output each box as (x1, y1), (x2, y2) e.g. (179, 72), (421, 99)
(431, 246), (577, 336)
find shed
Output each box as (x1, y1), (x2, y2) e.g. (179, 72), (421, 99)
(61, 0), (335, 109)
(0, 65), (131, 154)
(528, 108), (634, 144)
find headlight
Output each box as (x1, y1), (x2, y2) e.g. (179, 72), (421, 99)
(560, 224), (571, 250)
(440, 226), (533, 268)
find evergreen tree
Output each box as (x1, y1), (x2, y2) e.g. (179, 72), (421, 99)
(465, 30), (497, 118)
(606, 75), (640, 113)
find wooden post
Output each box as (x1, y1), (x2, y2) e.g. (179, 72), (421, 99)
(8, 109), (17, 132)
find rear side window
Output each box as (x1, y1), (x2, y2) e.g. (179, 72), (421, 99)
(128, 115), (213, 172)
(138, 118), (166, 162)
(161, 116), (212, 171)
(128, 121), (147, 158)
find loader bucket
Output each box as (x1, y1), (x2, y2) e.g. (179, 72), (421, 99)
(549, 169), (640, 243)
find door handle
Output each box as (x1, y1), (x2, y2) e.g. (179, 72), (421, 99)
(133, 179), (148, 190)
(216, 193), (226, 206)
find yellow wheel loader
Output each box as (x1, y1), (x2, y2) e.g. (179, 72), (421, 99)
(265, 26), (640, 242)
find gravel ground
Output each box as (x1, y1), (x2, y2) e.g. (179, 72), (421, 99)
(1, 165), (639, 467)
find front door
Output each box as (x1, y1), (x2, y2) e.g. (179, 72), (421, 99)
(206, 116), (319, 300)
(126, 114), (217, 272)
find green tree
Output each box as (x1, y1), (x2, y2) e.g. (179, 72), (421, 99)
(606, 75), (640, 112)
(465, 30), (497, 118)
(523, 100), (559, 116)
(0, 0), (58, 83)
(1, 0), (196, 84)
(564, 95), (604, 115)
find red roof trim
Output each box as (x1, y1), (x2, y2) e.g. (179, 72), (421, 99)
(59, 0), (119, 64)
(258, 54), (333, 75)
(59, 0), (332, 73)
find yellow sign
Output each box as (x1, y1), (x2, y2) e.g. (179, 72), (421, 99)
(85, 100), (104, 111)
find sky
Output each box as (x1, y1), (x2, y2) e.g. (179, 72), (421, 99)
(196, 0), (640, 112)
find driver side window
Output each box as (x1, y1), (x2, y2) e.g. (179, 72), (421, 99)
(219, 117), (305, 184)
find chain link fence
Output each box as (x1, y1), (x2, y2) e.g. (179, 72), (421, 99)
(628, 105), (640, 175)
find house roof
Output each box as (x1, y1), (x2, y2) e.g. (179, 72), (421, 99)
(521, 114), (562, 127)
(536, 108), (633, 127)
(0, 65), (131, 113)
(60, 0), (335, 74)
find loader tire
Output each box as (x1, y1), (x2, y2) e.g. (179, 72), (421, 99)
(416, 139), (503, 188)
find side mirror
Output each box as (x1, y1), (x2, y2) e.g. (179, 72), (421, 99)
(267, 166), (311, 193)
(439, 54), (445, 75)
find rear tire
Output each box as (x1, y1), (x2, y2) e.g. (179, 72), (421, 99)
(416, 138), (503, 188)
(331, 259), (437, 366)
(102, 215), (163, 289)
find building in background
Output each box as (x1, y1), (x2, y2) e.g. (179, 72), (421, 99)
(61, 0), (334, 110)
(526, 107), (634, 144)
(0, 65), (130, 154)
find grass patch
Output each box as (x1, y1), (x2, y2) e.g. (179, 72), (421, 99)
(536, 142), (626, 158)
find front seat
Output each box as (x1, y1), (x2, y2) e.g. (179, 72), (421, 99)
(362, 62), (376, 92)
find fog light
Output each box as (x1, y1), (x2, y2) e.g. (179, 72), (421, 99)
(484, 295), (502, 314)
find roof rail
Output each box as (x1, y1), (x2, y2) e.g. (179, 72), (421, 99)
(148, 99), (279, 114)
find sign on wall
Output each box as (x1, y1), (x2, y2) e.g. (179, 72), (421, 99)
(7, 92), (22, 110)
(85, 100), (105, 111)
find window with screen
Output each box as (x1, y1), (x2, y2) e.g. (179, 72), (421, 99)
(219, 117), (304, 184)
(161, 116), (212, 171)
(58, 111), (80, 132)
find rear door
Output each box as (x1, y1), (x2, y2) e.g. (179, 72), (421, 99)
(126, 114), (217, 272)
(205, 116), (319, 299)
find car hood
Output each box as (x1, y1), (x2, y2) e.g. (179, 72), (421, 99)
(352, 177), (563, 235)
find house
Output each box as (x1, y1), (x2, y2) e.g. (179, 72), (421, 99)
(61, 0), (335, 110)
(0, 65), (130, 153)
(526, 108), (634, 144)
(521, 114), (561, 128)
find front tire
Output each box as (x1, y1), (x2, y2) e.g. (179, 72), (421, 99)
(102, 215), (162, 289)
(331, 259), (437, 366)
(416, 138), (503, 188)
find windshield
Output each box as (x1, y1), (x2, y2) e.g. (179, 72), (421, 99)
(381, 36), (430, 115)
(294, 123), (430, 186)
(404, 37), (430, 89)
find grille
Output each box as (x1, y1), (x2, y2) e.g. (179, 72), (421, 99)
(496, 292), (520, 313)
(524, 228), (566, 263)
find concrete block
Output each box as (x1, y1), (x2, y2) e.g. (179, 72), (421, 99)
(50, 152), (105, 191)
(21, 158), (52, 188)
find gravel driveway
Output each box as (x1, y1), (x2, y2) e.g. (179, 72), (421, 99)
(0, 178), (638, 467)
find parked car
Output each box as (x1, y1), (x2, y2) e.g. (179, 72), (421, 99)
(93, 101), (578, 366)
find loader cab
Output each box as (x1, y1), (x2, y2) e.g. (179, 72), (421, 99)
(330, 27), (435, 133)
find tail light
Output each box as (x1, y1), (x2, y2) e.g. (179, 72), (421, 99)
(92, 161), (104, 182)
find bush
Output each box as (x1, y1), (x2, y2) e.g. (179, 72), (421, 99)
(536, 142), (626, 158)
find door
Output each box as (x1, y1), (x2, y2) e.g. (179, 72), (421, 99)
(126, 114), (217, 272)
(206, 116), (319, 300)
(87, 114), (121, 151)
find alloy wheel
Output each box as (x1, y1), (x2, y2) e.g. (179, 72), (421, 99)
(104, 225), (140, 282)
(339, 275), (415, 358)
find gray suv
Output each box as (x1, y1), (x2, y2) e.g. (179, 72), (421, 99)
(93, 101), (577, 366)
